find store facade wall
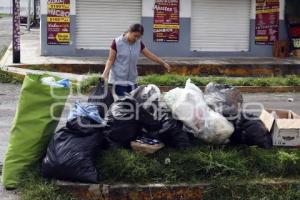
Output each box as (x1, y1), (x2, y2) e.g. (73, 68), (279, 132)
(248, 0), (288, 57)
(40, 0), (77, 56)
(40, 0), (288, 57)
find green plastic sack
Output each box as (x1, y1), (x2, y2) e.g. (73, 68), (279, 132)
(2, 74), (70, 189)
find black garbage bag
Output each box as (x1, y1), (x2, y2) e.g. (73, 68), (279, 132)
(88, 79), (114, 118)
(130, 85), (162, 131)
(204, 82), (243, 118)
(41, 103), (105, 183)
(230, 112), (272, 148)
(41, 127), (103, 183)
(104, 96), (140, 148)
(142, 103), (191, 150)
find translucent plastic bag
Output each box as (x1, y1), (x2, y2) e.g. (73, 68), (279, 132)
(204, 82), (243, 117)
(196, 110), (234, 144)
(165, 79), (208, 134)
(163, 87), (184, 109)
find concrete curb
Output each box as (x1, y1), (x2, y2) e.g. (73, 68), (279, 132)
(57, 179), (300, 200)
(7, 62), (300, 77)
(57, 181), (207, 200)
(88, 85), (300, 94)
(2, 68), (300, 93)
(0, 66), (87, 82)
(159, 86), (300, 93)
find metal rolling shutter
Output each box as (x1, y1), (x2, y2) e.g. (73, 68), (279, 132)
(191, 0), (251, 52)
(76, 0), (142, 50)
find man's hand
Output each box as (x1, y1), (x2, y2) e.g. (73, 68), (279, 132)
(164, 63), (172, 72)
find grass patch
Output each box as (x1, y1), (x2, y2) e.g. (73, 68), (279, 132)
(97, 145), (300, 184)
(19, 144), (300, 200)
(19, 171), (77, 200)
(0, 46), (23, 84)
(0, 13), (11, 18)
(0, 70), (23, 84)
(205, 178), (300, 200)
(139, 74), (300, 87)
(79, 74), (300, 93)
(0, 45), (7, 59)
(78, 74), (99, 93)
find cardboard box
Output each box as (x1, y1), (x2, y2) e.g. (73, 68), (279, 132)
(260, 109), (300, 147)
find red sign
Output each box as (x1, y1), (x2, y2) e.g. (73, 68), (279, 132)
(289, 26), (300, 49)
(255, 0), (280, 45)
(153, 0), (180, 42)
(47, 0), (70, 45)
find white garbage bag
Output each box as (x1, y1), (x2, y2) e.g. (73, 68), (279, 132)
(196, 110), (234, 144)
(163, 87), (184, 108)
(164, 79), (208, 133)
(164, 79), (234, 144)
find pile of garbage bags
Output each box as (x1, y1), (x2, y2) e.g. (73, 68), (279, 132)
(1, 74), (273, 189)
(40, 78), (272, 183)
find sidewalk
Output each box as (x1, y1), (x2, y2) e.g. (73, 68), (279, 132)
(1, 27), (300, 78)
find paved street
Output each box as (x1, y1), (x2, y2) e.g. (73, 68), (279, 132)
(0, 16), (12, 54)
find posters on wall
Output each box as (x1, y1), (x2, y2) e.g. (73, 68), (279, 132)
(47, 0), (70, 45)
(255, 0), (280, 45)
(153, 0), (180, 42)
(290, 26), (300, 50)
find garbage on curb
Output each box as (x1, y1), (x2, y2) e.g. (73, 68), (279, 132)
(164, 79), (234, 144)
(41, 102), (105, 183)
(230, 112), (272, 148)
(5, 75), (300, 186)
(260, 109), (300, 147)
(2, 74), (70, 189)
